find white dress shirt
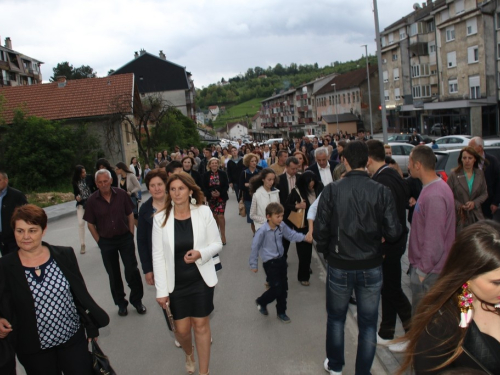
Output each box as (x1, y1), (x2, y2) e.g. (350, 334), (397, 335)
(318, 163), (333, 185)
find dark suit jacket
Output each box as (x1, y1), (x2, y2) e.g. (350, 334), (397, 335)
(307, 162), (338, 184)
(202, 169), (229, 201)
(277, 172), (291, 205)
(483, 153), (500, 218)
(0, 244), (109, 354)
(185, 169), (203, 188)
(1, 186), (27, 253)
(137, 197), (154, 274)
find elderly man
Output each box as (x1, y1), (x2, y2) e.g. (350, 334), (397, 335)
(270, 150), (288, 176)
(308, 148), (337, 186)
(469, 136), (500, 220)
(84, 169), (145, 316)
(0, 171), (28, 256)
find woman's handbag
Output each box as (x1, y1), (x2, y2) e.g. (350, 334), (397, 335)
(239, 198), (246, 217)
(91, 340), (116, 375)
(287, 188), (306, 228)
(165, 302), (176, 332)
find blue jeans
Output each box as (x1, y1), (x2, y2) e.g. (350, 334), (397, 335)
(326, 265), (382, 375)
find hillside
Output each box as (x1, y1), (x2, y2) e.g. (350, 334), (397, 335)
(212, 98), (264, 128)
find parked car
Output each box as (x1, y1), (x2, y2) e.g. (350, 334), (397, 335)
(484, 139), (500, 147)
(430, 124), (444, 136)
(427, 135), (471, 150)
(434, 147), (500, 181)
(388, 133), (432, 144)
(388, 142), (414, 176)
(264, 138), (283, 146)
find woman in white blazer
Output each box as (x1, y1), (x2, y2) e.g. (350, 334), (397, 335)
(249, 168), (280, 231)
(152, 172), (222, 375)
(115, 162), (141, 225)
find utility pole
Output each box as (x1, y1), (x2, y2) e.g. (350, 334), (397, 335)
(361, 44), (374, 136)
(373, 0), (388, 143)
(331, 83), (339, 134)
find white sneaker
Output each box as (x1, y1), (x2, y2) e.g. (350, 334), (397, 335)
(388, 340), (409, 353)
(377, 334), (392, 346)
(324, 358), (342, 375)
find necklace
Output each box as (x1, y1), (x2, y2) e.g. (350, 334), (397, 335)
(34, 266), (42, 277)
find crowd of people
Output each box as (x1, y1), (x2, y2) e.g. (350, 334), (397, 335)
(1, 130), (500, 375)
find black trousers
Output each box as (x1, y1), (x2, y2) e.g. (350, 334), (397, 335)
(17, 326), (92, 375)
(296, 238), (312, 282)
(0, 357), (16, 375)
(378, 241), (412, 339)
(257, 257), (288, 315)
(98, 232), (144, 307)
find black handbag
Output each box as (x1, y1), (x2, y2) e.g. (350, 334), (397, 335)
(91, 340), (116, 375)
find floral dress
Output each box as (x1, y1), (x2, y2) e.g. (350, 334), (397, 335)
(208, 171), (226, 214)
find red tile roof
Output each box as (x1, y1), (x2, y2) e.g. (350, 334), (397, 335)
(0, 73), (135, 124)
(314, 65), (378, 96)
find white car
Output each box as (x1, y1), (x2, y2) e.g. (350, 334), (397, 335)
(388, 142), (414, 176)
(427, 135), (471, 150)
(484, 139), (500, 147)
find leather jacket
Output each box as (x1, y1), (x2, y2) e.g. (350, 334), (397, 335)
(313, 170), (402, 270)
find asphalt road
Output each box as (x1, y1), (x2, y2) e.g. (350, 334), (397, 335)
(15, 193), (387, 375)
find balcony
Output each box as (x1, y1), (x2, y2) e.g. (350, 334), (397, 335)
(409, 34), (429, 56)
(0, 79), (11, 87)
(298, 118), (305, 124)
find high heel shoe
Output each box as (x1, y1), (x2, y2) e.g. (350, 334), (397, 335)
(184, 346), (195, 374)
(199, 372), (209, 375)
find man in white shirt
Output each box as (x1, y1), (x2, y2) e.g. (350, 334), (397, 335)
(308, 148), (336, 186)
(262, 144), (271, 160)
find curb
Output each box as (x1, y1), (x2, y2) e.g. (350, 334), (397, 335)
(313, 244), (401, 374)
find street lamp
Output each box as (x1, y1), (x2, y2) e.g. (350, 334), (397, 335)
(331, 83), (339, 134)
(361, 44), (373, 136)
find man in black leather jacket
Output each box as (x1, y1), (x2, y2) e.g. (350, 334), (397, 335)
(314, 141), (402, 375)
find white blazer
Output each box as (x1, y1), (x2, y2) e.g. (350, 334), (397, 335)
(152, 204), (223, 298)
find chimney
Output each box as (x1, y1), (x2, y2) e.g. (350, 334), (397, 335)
(56, 76), (67, 88)
(140, 48), (146, 56)
(5, 37), (12, 50)
(134, 51), (139, 59)
(159, 50), (166, 60)
(427, 0), (432, 6)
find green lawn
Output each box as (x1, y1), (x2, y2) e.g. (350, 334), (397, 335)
(212, 98), (264, 128)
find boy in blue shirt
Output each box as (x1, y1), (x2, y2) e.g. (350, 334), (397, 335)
(249, 202), (312, 323)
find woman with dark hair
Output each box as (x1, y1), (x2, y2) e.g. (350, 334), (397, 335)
(153, 173), (223, 375)
(0, 205), (109, 375)
(285, 170), (324, 286)
(249, 168), (280, 231)
(254, 150), (268, 168)
(447, 147), (488, 232)
(266, 149), (277, 167)
(293, 151), (309, 173)
(130, 156), (143, 201)
(162, 150), (171, 163)
(398, 221), (500, 375)
(202, 158), (229, 245)
(71, 165), (96, 254)
(238, 144), (247, 157)
(239, 153), (261, 235)
(95, 158), (118, 187)
(155, 152), (164, 168)
(115, 162), (142, 225)
(182, 156), (202, 188)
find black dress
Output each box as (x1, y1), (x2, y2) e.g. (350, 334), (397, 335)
(169, 218), (214, 320)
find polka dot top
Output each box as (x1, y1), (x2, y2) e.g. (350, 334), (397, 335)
(24, 256), (80, 350)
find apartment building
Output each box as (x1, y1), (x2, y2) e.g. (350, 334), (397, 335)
(0, 37), (43, 87)
(380, 0), (498, 137)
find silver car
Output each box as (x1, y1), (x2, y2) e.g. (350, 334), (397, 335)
(388, 142), (414, 176)
(427, 135), (471, 150)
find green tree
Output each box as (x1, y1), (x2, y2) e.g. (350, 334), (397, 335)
(50, 61), (97, 81)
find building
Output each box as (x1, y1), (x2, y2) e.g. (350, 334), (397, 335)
(0, 37), (43, 87)
(0, 74), (141, 165)
(380, 0), (498, 136)
(111, 50), (196, 121)
(216, 121), (249, 140)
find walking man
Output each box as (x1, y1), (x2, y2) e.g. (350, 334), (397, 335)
(84, 169), (146, 316)
(314, 141), (402, 375)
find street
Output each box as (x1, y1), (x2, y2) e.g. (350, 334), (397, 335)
(16, 193), (387, 375)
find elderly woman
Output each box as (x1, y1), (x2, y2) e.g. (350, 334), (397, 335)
(249, 168), (280, 231)
(116, 162), (142, 226)
(397, 221), (500, 374)
(446, 147), (488, 232)
(0, 205), (109, 375)
(71, 165), (96, 254)
(238, 153), (261, 235)
(182, 156), (203, 188)
(152, 173), (222, 375)
(202, 158), (229, 245)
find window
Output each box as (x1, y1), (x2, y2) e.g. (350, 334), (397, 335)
(399, 27), (407, 39)
(447, 51), (457, 68)
(348, 93), (351, 104)
(411, 65), (420, 77)
(497, 12), (500, 29)
(446, 26), (455, 42)
(381, 36), (387, 47)
(384, 90), (390, 101)
(422, 86), (431, 97)
(383, 70), (389, 83)
(356, 91), (360, 102)
(498, 43), (500, 59)
(468, 46), (479, 64)
(455, 0), (464, 14)
(411, 65), (429, 77)
(388, 33), (394, 44)
(0, 51), (4, 61)
(343, 94), (346, 104)
(410, 23), (423, 36)
(469, 76), (480, 99)
(395, 88), (401, 100)
(467, 18), (477, 36)
(441, 9), (449, 22)
(427, 20), (435, 33)
(392, 54), (398, 61)
(429, 42), (436, 54)
(412, 86), (421, 98)
(393, 68), (400, 81)
(449, 79), (458, 93)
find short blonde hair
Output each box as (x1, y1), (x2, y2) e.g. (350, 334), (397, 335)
(243, 153), (258, 167)
(207, 157), (220, 170)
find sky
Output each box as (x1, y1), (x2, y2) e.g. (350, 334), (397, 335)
(3, 0), (418, 88)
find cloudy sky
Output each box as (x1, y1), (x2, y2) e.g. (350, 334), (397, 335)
(3, 0), (417, 88)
